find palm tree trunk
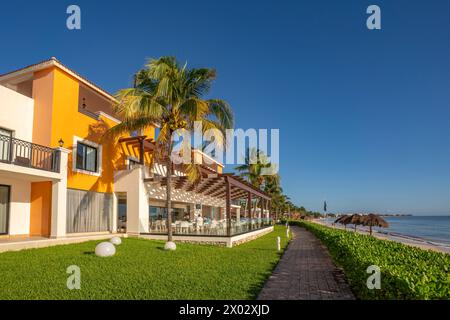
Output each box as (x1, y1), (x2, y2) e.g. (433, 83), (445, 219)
(166, 140), (173, 242)
(370, 225), (372, 236)
(354, 224), (357, 232)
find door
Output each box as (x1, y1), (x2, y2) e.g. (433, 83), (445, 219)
(0, 185), (10, 235)
(117, 197), (127, 233)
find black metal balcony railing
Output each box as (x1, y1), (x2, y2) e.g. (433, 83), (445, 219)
(0, 134), (60, 173)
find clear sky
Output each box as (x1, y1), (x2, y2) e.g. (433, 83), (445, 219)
(1, 0), (449, 215)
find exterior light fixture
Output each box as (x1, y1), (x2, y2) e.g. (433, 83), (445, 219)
(58, 138), (64, 147)
(95, 242), (116, 257)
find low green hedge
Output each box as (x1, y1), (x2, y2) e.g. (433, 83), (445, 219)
(288, 220), (450, 300)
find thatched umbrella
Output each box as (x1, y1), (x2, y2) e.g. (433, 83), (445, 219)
(361, 214), (389, 235)
(334, 215), (347, 224)
(339, 214), (363, 231)
(334, 214), (350, 229)
(351, 214), (364, 231)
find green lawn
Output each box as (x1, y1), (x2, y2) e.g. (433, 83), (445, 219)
(0, 226), (287, 300)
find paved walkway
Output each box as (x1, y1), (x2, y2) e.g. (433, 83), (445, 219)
(258, 226), (355, 300)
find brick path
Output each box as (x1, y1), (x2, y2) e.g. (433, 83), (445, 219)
(258, 226), (355, 300)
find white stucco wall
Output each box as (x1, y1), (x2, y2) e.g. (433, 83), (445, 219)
(114, 166), (149, 234)
(0, 176), (31, 235)
(0, 85), (34, 141)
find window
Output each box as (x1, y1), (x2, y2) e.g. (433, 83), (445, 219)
(0, 128), (12, 138)
(76, 142), (98, 172)
(66, 189), (112, 233)
(0, 185), (10, 235)
(0, 128), (12, 162)
(128, 158), (140, 170)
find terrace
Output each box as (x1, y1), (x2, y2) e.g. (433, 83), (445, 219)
(0, 134), (60, 173)
(114, 136), (275, 246)
(144, 174), (273, 238)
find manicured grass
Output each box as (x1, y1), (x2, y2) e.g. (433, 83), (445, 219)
(0, 226), (288, 300)
(290, 220), (450, 300)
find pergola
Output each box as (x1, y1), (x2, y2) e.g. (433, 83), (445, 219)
(144, 173), (272, 236)
(118, 136), (273, 236)
(118, 135), (154, 164)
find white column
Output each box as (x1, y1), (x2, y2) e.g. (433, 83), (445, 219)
(51, 147), (70, 238)
(123, 166), (149, 235)
(236, 207), (241, 224)
(138, 171), (150, 234)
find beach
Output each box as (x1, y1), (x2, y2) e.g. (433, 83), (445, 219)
(314, 219), (450, 254)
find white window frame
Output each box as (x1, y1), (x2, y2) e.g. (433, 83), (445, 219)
(72, 136), (102, 177)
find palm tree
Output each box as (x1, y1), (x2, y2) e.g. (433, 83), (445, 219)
(272, 193), (287, 222)
(105, 57), (234, 248)
(263, 173), (282, 221)
(235, 148), (271, 189)
(236, 148), (275, 217)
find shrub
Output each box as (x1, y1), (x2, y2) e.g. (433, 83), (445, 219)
(289, 220), (450, 300)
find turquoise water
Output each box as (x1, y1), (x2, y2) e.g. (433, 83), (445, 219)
(326, 216), (450, 246)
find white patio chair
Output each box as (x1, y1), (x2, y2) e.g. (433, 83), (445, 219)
(180, 221), (190, 234)
(209, 220), (218, 235)
(196, 216), (204, 232)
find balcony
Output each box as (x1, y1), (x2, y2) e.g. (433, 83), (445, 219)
(0, 134), (60, 173)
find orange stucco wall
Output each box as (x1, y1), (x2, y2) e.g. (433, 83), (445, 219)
(30, 182), (52, 236)
(32, 67), (153, 193)
(50, 68), (124, 193)
(31, 68), (54, 146)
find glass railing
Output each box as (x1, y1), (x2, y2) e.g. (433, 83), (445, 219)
(148, 217), (273, 236)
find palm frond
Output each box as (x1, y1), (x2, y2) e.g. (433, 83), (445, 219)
(200, 118), (225, 149)
(184, 163), (202, 183)
(179, 98), (209, 123)
(102, 116), (158, 142)
(184, 68), (216, 97)
(207, 99), (234, 130)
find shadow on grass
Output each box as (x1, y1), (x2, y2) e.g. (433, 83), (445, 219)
(247, 266), (279, 299)
(246, 249), (289, 299)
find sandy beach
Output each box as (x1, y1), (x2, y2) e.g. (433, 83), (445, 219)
(313, 219), (450, 254)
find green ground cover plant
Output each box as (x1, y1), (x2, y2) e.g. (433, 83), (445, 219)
(290, 220), (450, 299)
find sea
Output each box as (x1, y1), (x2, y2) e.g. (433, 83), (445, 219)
(324, 216), (450, 247)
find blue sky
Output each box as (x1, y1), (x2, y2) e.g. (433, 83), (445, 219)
(1, 0), (450, 215)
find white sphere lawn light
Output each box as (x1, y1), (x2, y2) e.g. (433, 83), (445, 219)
(95, 242), (116, 257)
(164, 241), (177, 251)
(110, 236), (122, 245)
